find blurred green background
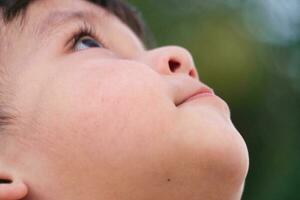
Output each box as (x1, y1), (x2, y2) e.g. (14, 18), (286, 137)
(129, 0), (300, 199)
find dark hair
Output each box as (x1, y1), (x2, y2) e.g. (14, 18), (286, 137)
(0, 0), (147, 42)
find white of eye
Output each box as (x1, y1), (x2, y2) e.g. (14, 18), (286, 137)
(74, 36), (103, 51)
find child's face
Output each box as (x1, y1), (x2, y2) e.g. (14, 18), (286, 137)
(2, 0), (248, 199)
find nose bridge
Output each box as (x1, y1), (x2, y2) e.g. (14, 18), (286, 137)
(142, 46), (198, 78)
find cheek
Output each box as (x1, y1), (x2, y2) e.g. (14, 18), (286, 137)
(32, 60), (175, 172)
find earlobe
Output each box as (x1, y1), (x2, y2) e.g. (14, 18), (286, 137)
(0, 176), (28, 200)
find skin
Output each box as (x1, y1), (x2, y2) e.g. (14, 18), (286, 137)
(0, 0), (249, 199)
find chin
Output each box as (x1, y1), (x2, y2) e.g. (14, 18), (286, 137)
(208, 127), (249, 196)
(174, 108), (249, 196)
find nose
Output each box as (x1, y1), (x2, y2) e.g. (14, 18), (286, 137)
(140, 46), (198, 79)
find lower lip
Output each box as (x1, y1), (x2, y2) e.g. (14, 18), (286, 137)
(185, 92), (216, 103)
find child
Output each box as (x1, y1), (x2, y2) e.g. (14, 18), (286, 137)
(0, 0), (249, 199)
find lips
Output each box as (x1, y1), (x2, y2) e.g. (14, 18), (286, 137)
(177, 86), (215, 106)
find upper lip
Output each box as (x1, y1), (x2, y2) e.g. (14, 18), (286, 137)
(177, 86), (215, 106)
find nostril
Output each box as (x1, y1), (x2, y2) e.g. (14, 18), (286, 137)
(0, 179), (12, 184)
(168, 59), (181, 73)
(189, 69), (196, 78)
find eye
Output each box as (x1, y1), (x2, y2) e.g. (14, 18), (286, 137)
(74, 36), (103, 51)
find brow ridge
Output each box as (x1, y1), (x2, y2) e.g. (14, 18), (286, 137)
(37, 10), (103, 37)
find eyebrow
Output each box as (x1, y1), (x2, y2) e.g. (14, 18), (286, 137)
(37, 10), (102, 37)
(3, 0), (146, 45)
(35, 8), (145, 51)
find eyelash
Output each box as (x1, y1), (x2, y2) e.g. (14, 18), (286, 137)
(69, 22), (106, 50)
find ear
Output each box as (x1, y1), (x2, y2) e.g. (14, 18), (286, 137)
(0, 174), (28, 200)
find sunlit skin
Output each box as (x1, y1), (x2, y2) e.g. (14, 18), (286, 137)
(0, 0), (249, 200)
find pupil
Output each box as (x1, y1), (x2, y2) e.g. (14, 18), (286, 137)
(82, 39), (100, 48)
